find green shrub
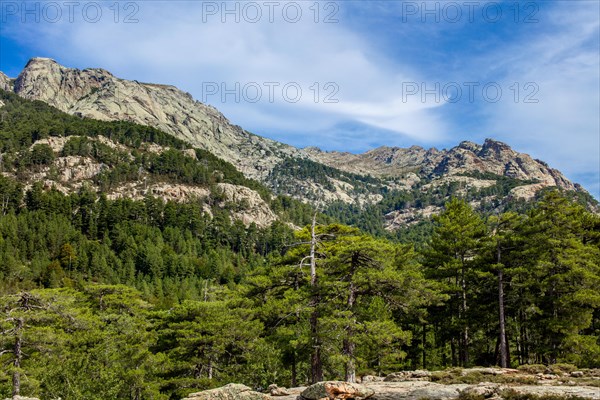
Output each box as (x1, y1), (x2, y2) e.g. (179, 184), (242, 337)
(456, 371), (486, 384)
(494, 375), (538, 385)
(548, 364), (578, 374)
(518, 364), (548, 374)
(457, 391), (485, 400)
(430, 367), (464, 383)
(431, 371), (455, 382)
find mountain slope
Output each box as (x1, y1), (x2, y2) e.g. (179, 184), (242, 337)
(1, 58), (594, 224)
(0, 89), (284, 228)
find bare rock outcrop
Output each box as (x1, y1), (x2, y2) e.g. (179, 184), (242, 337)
(106, 183), (210, 203)
(384, 205), (441, 229)
(0, 71), (12, 91)
(384, 370), (432, 382)
(106, 182), (273, 227)
(368, 381), (469, 400)
(268, 384), (295, 397)
(276, 380), (600, 400)
(216, 183), (276, 228)
(54, 156), (107, 182)
(183, 383), (270, 400)
(260, 368), (600, 400)
(301, 381), (375, 400)
(31, 136), (72, 153)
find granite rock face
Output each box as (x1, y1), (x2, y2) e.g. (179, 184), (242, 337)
(10, 57), (303, 183)
(0, 71), (12, 91)
(182, 383), (270, 400)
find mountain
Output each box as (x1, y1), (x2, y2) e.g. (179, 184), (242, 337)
(306, 140), (576, 188)
(0, 58), (595, 230)
(306, 139), (581, 201)
(8, 57), (303, 181)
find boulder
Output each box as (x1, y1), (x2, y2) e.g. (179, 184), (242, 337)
(301, 381), (374, 400)
(268, 384), (292, 396)
(461, 383), (501, 398)
(182, 383), (270, 400)
(384, 370), (431, 382)
(411, 370), (432, 379)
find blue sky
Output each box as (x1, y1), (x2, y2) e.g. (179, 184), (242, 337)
(1, 0), (599, 197)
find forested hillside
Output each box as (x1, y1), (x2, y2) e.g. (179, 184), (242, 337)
(0, 90), (599, 400)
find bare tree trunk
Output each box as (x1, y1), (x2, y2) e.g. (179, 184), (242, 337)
(343, 339), (356, 383)
(451, 337), (457, 367)
(291, 353), (297, 387)
(309, 212), (323, 383)
(12, 317), (23, 398)
(310, 212), (317, 286)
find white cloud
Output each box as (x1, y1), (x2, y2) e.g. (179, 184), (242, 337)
(1, 1), (448, 143)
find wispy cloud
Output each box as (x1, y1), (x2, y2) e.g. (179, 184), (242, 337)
(474, 1), (600, 197)
(1, 1), (448, 143)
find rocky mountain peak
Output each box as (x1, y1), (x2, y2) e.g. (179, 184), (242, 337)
(457, 140), (481, 153)
(14, 57), (110, 111)
(5, 58), (303, 182)
(25, 56), (57, 65)
(479, 138), (515, 160)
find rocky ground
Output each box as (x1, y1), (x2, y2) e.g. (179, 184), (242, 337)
(183, 368), (600, 400)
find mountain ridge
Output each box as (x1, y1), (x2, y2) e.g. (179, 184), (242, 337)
(0, 57), (592, 214)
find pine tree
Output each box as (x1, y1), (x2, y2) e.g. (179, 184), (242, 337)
(424, 198), (486, 366)
(516, 191), (600, 364)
